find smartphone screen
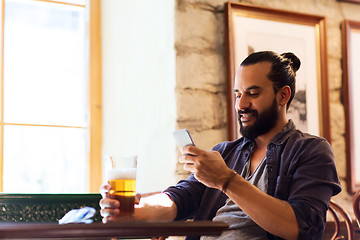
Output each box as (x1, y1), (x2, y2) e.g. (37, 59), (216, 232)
(173, 129), (195, 150)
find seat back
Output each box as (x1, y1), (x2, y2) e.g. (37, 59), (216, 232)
(328, 200), (355, 240)
(353, 190), (360, 228)
(0, 193), (102, 223)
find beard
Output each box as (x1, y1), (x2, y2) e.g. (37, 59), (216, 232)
(238, 97), (279, 140)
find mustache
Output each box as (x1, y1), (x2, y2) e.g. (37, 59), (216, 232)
(238, 108), (256, 115)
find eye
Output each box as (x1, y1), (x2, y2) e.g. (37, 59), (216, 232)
(248, 91), (259, 97)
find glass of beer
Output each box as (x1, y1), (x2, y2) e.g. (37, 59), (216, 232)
(106, 155), (137, 218)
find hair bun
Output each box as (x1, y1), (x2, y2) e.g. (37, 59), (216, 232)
(281, 52), (301, 72)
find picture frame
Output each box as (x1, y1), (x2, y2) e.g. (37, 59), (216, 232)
(342, 20), (360, 193)
(337, 0), (360, 4)
(224, 2), (330, 143)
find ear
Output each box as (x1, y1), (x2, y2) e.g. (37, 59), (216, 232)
(277, 86), (291, 107)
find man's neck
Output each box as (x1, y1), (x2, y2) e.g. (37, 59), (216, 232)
(254, 118), (288, 149)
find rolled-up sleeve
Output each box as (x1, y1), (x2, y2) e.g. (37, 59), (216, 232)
(164, 174), (206, 220)
(279, 138), (341, 239)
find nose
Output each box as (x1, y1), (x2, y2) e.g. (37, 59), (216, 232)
(235, 95), (251, 112)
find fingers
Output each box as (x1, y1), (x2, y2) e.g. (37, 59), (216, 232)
(100, 198), (120, 209)
(179, 154), (196, 172)
(100, 198), (120, 222)
(100, 206), (119, 216)
(100, 207), (120, 221)
(102, 215), (120, 224)
(179, 148), (222, 165)
(178, 153), (195, 164)
(179, 148), (229, 188)
(100, 184), (111, 198)
(183, 163), (195, 172)
(181, 145), (201, 156)
(100, 184), (124, 223)
(151, 237), (167, 240)
(179, 146), (202, 173)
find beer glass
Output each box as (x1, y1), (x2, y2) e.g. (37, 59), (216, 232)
(106, 155), (137, 218)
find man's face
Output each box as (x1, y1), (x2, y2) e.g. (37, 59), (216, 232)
(234, 62), (279, 139)
(238, 97), (278, 139)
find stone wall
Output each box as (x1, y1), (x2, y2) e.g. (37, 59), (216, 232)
(175, 0), (360, 218)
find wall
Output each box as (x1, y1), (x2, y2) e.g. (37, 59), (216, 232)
(174, 0), (360, 218)
(101, 0), (177, 193)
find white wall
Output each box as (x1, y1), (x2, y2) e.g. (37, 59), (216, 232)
(101, 0), (177, 193)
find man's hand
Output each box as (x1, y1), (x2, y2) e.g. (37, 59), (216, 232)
(179, 145), (234, 190)
(99, 184), (121, 223)
(100, 184), (177, 223)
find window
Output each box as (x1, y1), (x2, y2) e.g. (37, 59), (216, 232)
(0, 0), (101, 193)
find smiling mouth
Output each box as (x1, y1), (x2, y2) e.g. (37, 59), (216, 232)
(240, 113), (256, 123)
(241, 113), (254, 118)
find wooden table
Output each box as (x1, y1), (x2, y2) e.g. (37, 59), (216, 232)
(0, 221), (228, 239)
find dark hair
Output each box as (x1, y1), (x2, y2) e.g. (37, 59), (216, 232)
(240, 51), (301, 110)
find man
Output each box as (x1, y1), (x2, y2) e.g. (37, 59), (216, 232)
(100, 51), (341, 240)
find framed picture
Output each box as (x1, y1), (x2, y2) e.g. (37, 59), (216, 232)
(342, 20), (360, 193)
(337, 0), (360, 4)
(224, 2), (330, 142)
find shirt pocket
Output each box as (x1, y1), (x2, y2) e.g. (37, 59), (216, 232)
(275, 175), (292, 200)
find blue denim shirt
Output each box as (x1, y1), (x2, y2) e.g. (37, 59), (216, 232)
(164, 120), (341, 240)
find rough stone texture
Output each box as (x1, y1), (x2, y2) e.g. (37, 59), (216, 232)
(174, 0), (360, 219)
(176, 90), (227, 130)
(176, 53), (225, 92)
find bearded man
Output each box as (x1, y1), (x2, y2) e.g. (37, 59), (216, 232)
(100, 51), (341, 240)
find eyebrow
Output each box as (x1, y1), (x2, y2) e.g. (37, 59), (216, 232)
(233, 86), (261, 93)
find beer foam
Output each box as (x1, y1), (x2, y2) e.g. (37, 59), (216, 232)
(108, 168), (136, 180)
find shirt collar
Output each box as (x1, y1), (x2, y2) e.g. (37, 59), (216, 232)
(270, 120), (295, 145)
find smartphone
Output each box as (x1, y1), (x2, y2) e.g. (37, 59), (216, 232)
(173, 129), (195, 150)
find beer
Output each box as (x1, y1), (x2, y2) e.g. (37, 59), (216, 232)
(108, 168), (136, 217)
